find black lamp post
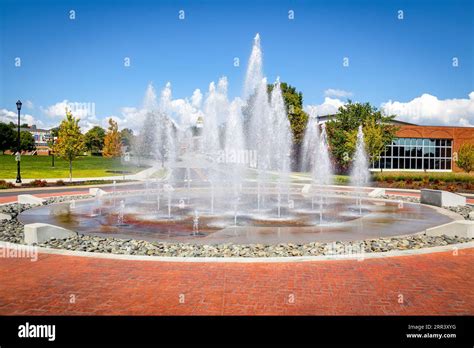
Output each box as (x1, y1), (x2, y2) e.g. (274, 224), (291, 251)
(15, 100), (22, 184)
(51, 136), (55, 167)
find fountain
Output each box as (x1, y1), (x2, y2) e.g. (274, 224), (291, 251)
(17, 34), (457, 247)
(350, 125), (371, 214)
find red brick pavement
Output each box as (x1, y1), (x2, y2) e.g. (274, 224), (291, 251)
(0, 248), (472, 315)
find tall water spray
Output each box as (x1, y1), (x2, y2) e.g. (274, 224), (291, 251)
(350, 125), (370, 213)
(301, 111), (319, 172)
(243, 33), (263, 99)
(224, 98), (245, 197)
(270, 78), (292, 217)
(314, 123), (333, 223)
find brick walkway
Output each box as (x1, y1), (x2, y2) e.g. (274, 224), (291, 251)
(0, 248), (472, 315)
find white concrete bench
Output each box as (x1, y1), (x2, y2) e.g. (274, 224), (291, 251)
(18, 194), (44, 205)
(425, 220), (473, 239)
(24, 223), (77, 245)
(420, 189), (466, 207)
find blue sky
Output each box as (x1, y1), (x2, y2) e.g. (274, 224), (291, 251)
(0, 0), (473, 129)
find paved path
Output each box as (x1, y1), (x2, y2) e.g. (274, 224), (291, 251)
(0, 248), (472, 315)
(0, 188), (472, 315)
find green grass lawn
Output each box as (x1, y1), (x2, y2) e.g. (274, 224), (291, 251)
(0, 155), (145, 179)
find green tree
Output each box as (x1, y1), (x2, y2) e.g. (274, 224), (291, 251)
(456, 143), (474, 173)
(0, 122), (15, 154)
(326, 101), (398, 173)
(84, 126), (106, 155)
(242, 82), (309, 169)
(267, 82), (309, 146)
(120, 128), (134, 148)
(18, 131), (36, 152)
(103, 118), (122, 158)
(54, 110), (85, 182)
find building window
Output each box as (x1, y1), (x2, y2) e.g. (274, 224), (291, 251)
(370, 138), (452, 171)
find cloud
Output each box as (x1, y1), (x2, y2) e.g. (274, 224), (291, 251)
(305, 97), (345, 116)
(109, 84), (205, 133)
(25, 100), (34, 109)
(0, 108), (44, 128)
(381, 92), (474, 126)
(324, 89), (353, 98)
(41, 100), (100, 131)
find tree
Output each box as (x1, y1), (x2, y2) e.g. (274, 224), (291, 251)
(102, 118), (122, 158)
(120, 128), (134, 148)
(456, 143), (474, 173)
(242, 82), (309, 170)
(326, 101), (398, 173)
(0, 122), (15, 154)
(18, 131), (36, 152)
(84, 126), (106, 155)
(54, 110), (85, 182)
(267, 82), (309, 147)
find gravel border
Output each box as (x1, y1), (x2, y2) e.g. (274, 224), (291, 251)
(0, 194), (472, 258)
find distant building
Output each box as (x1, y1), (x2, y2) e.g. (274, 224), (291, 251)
(314, 115), (474, 172)
(21, 125), (53, 156)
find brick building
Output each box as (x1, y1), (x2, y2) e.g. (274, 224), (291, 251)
(370, 123), (474, 172)
(317, 115), (474, 173)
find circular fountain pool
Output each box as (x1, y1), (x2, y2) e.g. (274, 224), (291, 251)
(18, 185), (454, 245)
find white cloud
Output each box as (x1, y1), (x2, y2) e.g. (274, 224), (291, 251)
(0, 108), (44, 128)
(381, 92), (474, 126)
(305, 97), (345, 116)
(324, 89), (353, 98)
(41, 100), (100, 131)
(25, 100), (34, 109)
(109, 83), (205, 133)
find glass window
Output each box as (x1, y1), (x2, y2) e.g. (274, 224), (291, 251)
(416, 158), (423, 169)
(374, 137), (454, 171)
(393, 158), (399, 169)
(399, 158), (405, 169)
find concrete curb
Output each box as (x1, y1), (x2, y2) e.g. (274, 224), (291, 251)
(0, 240), (472, 263)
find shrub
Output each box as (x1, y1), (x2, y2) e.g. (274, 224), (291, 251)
(456, 143), (474, 173)
(0, 180), (15, 189)
(55, 180), (66, 186)
(30, 179), (48, 187)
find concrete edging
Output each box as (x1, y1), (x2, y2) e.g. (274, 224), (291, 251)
(0, 240), (472, 263)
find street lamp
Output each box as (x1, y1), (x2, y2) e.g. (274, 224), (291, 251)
(15, 100), (22, 184)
